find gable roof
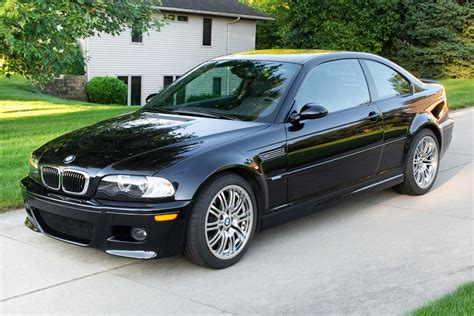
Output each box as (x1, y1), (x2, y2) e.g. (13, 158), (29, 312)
(157, 0), (272, 20)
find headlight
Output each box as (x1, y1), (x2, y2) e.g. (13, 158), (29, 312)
(28, 153), (40, 181)
(97, 175), (175, 198)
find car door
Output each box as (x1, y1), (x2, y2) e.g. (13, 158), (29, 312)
(285, 59), (384, 204)
(360, 59), (414, 172)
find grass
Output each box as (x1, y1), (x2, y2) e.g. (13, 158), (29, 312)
(0, 76), (472, 211)
(440, 79), (474, 110)
(410, 282), (474, 316)
(0, 76), (137, 210)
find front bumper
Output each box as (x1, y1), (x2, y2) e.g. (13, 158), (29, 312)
(21, 177), (192, 259)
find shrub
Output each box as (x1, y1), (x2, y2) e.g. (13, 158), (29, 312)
(86, 77), (127, 105)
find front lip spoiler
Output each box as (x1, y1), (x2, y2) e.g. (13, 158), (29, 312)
(106, 250), (158, 259)
(25, 216), (40, 232)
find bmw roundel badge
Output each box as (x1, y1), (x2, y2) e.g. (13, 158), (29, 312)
(63, 155), (76, 164)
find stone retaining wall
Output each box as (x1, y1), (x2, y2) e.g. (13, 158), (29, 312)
(42, 75), (87, 101)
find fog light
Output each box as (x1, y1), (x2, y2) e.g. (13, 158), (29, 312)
(130, 227), (147, 241)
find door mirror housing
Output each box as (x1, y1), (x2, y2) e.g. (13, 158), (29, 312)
(146, 93), (158, 103)
(290, 103), (328, 123)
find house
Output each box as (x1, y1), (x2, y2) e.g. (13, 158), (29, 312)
(81, 0), (271, 105)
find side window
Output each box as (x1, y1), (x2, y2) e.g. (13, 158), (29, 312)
(202, 18), (212, 46)
(295, 59), (370, 113)
(164, 76), (174, 88)
(364, 60), (411, 101)
(131, 27), (143, 43)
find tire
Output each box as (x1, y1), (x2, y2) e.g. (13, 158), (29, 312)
(184, 173), (257, 269)
(395, 129), (440, 195)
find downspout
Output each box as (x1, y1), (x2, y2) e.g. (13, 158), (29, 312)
(226, 16), (241, 54)
(226, 17), (241, 94)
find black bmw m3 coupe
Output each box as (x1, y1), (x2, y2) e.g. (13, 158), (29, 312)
(22, 50), (454, 269)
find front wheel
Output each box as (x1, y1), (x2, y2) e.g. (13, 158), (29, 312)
(184, 173), (257, 269)
(395, 129), (440, 195)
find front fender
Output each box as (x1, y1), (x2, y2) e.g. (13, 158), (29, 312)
(159, 151), (268, 206)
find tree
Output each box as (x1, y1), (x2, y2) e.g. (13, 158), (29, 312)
(282, 0), (399, 54)
(388, 0), (474, 79)
(0, 0), (162, 83)
(241, 0), (290, 49)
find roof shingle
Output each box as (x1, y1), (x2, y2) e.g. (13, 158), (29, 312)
(158, 0), (271, 20)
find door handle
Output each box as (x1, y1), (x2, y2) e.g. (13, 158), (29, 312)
(368, 111), (381, 122)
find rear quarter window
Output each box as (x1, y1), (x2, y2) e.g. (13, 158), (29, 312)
(363, 60), (411, 101)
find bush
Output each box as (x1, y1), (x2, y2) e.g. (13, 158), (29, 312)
(86, 77), (127, 105)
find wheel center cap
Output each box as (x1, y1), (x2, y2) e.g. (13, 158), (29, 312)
(224, 218), (231, 227)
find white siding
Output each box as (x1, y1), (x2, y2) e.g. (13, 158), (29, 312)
(85, 14), (256, 105)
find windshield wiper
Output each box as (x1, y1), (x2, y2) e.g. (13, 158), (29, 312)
(141, 107), (175, 114)
(172, 109), (239, 120)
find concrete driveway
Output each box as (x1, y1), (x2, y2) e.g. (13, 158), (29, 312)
(1, 109), (472, 315)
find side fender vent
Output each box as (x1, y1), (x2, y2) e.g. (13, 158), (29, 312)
(258, 147), (285, 161)
(431, 100), (445, 119)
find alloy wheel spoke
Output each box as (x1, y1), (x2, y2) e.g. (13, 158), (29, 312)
(209, 205), (222, 218)
(231, 224), (246, 239)
(206, 221), (219, 232)
(228, 234), (236, 253)
(209, 232), (223, 247)
(217, 234), (228, 255)
(218, 192), (228, 209)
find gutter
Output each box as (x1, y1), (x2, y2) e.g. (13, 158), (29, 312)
(153, 6), (274, 21)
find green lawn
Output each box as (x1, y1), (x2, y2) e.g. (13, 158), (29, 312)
(0, 76), (472, 211)
(440, 79), (474, 110)
(410, 282), (474, 316)
(0, 76), (137, 210)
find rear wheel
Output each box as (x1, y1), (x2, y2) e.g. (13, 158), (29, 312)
(184, 173), (257, 269)
(395, 129), (439, 195)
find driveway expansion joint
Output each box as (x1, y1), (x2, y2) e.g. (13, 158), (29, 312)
(112, 272), (233, 314)
(0, 261), (143, 303)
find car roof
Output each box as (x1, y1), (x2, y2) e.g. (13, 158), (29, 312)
(214, 49), (380, 64)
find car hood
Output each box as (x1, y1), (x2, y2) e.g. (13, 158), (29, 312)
(36, 110), (268, 173)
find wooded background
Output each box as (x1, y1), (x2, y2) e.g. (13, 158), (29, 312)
(242, 0), (473, 79)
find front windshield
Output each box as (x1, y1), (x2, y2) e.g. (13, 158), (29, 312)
(145, 60), (301, 122)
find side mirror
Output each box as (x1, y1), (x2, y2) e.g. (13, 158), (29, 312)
(290, 103), (328, 123)
(146, 93), (158, 103)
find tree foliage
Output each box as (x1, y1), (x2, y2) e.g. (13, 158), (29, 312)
(283, 0), (399, 54)
(241, 0), (290, 49)
(388, 0), (474, 79)
(0, 0), (162, 83)
(243, 0), (473, 79)
(59, 41), (86, 76)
